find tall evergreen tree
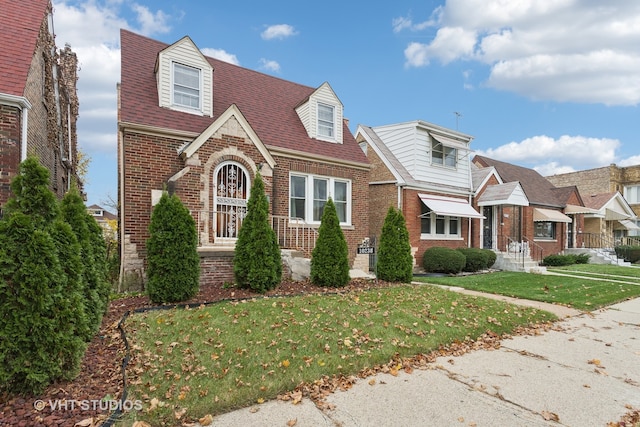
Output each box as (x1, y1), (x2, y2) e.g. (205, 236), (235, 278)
(310, 198), (350, 287)
(61, 187), (110, 337)
(234, 173), (281, 293)
(0, 157), (86, 394)
(377, 206), (413, 282)
(146, 192), (200, 303)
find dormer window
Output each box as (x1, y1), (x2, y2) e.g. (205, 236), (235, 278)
(173, 62), (201, 110)
(317, 103), (335, 140)
(431, 139), (457, 168)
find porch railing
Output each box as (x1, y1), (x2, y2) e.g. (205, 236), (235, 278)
(193, 210), (317, 254)
(498, 235), (543, 269)
(578, 233), (617, 250)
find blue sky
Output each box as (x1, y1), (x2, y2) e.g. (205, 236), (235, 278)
(52, 0), (640, 211)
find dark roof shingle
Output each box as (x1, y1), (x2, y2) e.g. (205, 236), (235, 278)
(119, 30), (368, 165)
(473, 155), (574, 207)
(0, 0), (50, 96)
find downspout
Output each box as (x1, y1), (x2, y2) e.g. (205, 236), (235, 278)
(21, 108), (29, 161)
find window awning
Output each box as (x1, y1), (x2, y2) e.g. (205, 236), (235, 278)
(619, 219), (640, 230)
(418, 194), (484, 219)
(564, 204), (600, 215)
(533, 208), (572, 223)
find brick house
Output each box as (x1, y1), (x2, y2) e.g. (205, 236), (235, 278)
(354, 121), (482, 267)
(472, 155), (587, 259)
(0, 0), (80, 208)
(547, 164), (640, 241)
(118, 30), (370, 287)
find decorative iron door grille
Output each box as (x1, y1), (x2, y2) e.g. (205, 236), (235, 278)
(214, 163), (248, 240)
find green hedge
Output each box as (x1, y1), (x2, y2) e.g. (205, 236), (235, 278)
(422, 247), (466, 274)
(614, 245), (640, 263)
(456, 248), (490, 272)
(542, 253), (590, 266)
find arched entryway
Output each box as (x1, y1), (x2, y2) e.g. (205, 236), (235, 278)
(213, 162), (250, 243)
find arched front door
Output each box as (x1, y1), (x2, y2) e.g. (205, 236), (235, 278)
(213, 162), (249, 243)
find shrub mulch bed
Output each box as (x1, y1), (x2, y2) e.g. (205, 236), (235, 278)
(0, 279), (396, 427)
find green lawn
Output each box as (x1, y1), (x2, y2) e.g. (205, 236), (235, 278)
(413, 267), (640, 310)
(120, 284), (554, 425)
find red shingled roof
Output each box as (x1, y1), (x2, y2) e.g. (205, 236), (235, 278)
(0, 0), (50, 97)
(119, 30), (368, 165)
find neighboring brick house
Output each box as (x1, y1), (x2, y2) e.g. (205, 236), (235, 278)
(118, 30), (370, 287)
(472, 155), (587, 258)
(354, 121), (482, 267)
(0, 0), (80, 208)
(87, 204), (118, 241)
(547, 164), (640, 238)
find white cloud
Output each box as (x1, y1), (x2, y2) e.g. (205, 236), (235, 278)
(261, 24), (297, 40)
(259, 58), (280, 73)
(201, 48), (240, 65)
(619, 155), (640, 167)
(475, 135), (621, 172)
(52, 0), (180, 204)
(401, 1), (640, 105)
(130, 3), (171, 36)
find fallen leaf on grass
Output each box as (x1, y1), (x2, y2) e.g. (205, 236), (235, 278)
(541, 411), (559, 421)
(174, 407), (187, 420)
(132, 422), (152, 427)
(198, 414), (213, 426)
(74, 418), (94, 427)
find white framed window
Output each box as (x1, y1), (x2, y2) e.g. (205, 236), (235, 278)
(173, 62), (201, 109)
(289, 173), (351, 225)
(534, 222), (556, 240)
(624, 185), (640, 204)
(317, 103), (335, 140)
(420, 204), (461, 239)
(431, 140), (457, 168)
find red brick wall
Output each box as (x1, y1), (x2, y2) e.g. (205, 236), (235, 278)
(0, 105), (21, 207)
(1, 8), (80, 205)
(121, 126), (370, 284)
(403, 189), (472, 267)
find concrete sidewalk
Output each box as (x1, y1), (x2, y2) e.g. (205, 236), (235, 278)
(208, 297), (640, 427)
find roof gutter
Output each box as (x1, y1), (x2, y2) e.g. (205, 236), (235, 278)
(0, 93), (33, 161)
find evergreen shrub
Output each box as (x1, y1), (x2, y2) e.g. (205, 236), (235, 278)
(377, 206), (413, 282)
(234, 173), (281, 293)
(456, 247), (490, 272)
(422, 246), (465, 274)
(311, 198), (350, 287)
(146, 192), (200, 303)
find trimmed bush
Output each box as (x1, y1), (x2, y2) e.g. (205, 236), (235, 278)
(422, 247), (466, 274)
(614, 245), (640, 263)
(542, 254), (576, 266)
(575, 253), (590, 264)
(457, 247), (490, 272)
(146, 192), (200, 303)
(377, 207), (413, 283)
(311, 198), (350, 287)
(234, 173), (282, 293)
(483, 249), (497, 268)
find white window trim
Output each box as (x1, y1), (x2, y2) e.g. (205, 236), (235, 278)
(316, 102), (337, 142)
(420, 212), (462, 240)
(289, 172), (351, 225)
(171, 61), (202, 113)
(430, 140), (458, 169)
